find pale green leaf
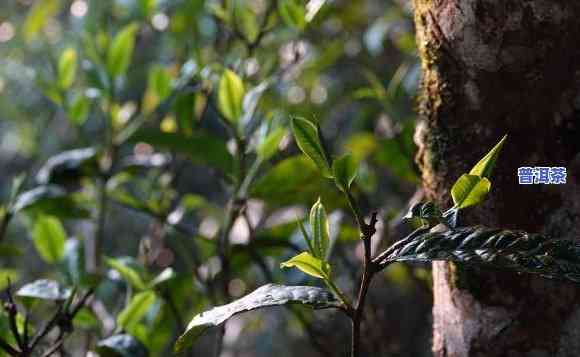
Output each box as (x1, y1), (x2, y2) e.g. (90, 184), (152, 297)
(58, 48), (77, 90)
(280, 251), (330, 279)
(106, 257), (147, 290)
(235, 2), (259, 42)
(147, 65), (172, 101)
(32, 215), (66, 264)
(117, 291), (156, 330)
(451, 174), (491, 209)
(23, 0), (62, 42)
(278, 0), (306, 30)
(332, 154), (358, 192)
(107, 23), (139, 79)
(257, 128), (286, 161)
(218, 69), (245, 123)
(469, 135), (507, 178)
(290, 117), (332, 178)
(309, 199), (329, 259)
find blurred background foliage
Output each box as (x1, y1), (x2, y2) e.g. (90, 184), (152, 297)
(0, 0), (431, 356)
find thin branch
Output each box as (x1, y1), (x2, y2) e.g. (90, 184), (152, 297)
(4, 282), (23, 350)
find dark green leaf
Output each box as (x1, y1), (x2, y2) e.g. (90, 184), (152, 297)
(68, 93), (90, 126)
(36, 148), (99, 185)
(378, 225), (580, 285)
(63, 239), (87, 286)
(96, 334), (148, 357)
(175, 284), (339, 352)
(128, 129), (233, 174)
(290, 117), (332, 178)
(11, 185), (90, 219)
(251, 156), (341, 207)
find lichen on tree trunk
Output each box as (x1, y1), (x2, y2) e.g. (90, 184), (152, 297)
(412, 0), (580, 356)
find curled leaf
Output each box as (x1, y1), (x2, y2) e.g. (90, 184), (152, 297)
(175, 284), (339, 352)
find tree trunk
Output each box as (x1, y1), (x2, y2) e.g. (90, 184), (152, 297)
(412, 0), (580, 356)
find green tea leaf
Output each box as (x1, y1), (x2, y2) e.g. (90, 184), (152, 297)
(309, 199), (329, 259)
(469, 135), (507, 178)
(332, 154), (358, 192)
(58, 48), (77, 90)
(257, 128), (286, 161)
(218, 69), (245, 123)
(451, 174), (491, 209)
(280, 251), (330, 279)
(106, 257), (147, 290)
(117, 291), (156, 331)
(68, 93), (90, 125)
(278, 0), (306, 30)
(175, 284), (339, 352)
(32, 215), (66, 264)
(144, 65), (172, 113)
(290, 117), (332, 178)
(235, 2), (259, 42)
(107, 23), (139, 79)
(23, 0), (62, 42)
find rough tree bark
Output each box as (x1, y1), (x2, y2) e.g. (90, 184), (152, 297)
(412, 0), (580, 356)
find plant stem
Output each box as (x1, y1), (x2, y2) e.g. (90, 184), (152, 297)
(343, 187), (379, 357)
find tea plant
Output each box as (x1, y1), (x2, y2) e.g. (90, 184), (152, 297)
(175, 133), (580, 356)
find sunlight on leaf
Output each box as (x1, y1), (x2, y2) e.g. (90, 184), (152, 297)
(280, 251), (330, 279)
(451, 174), (491, 209)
